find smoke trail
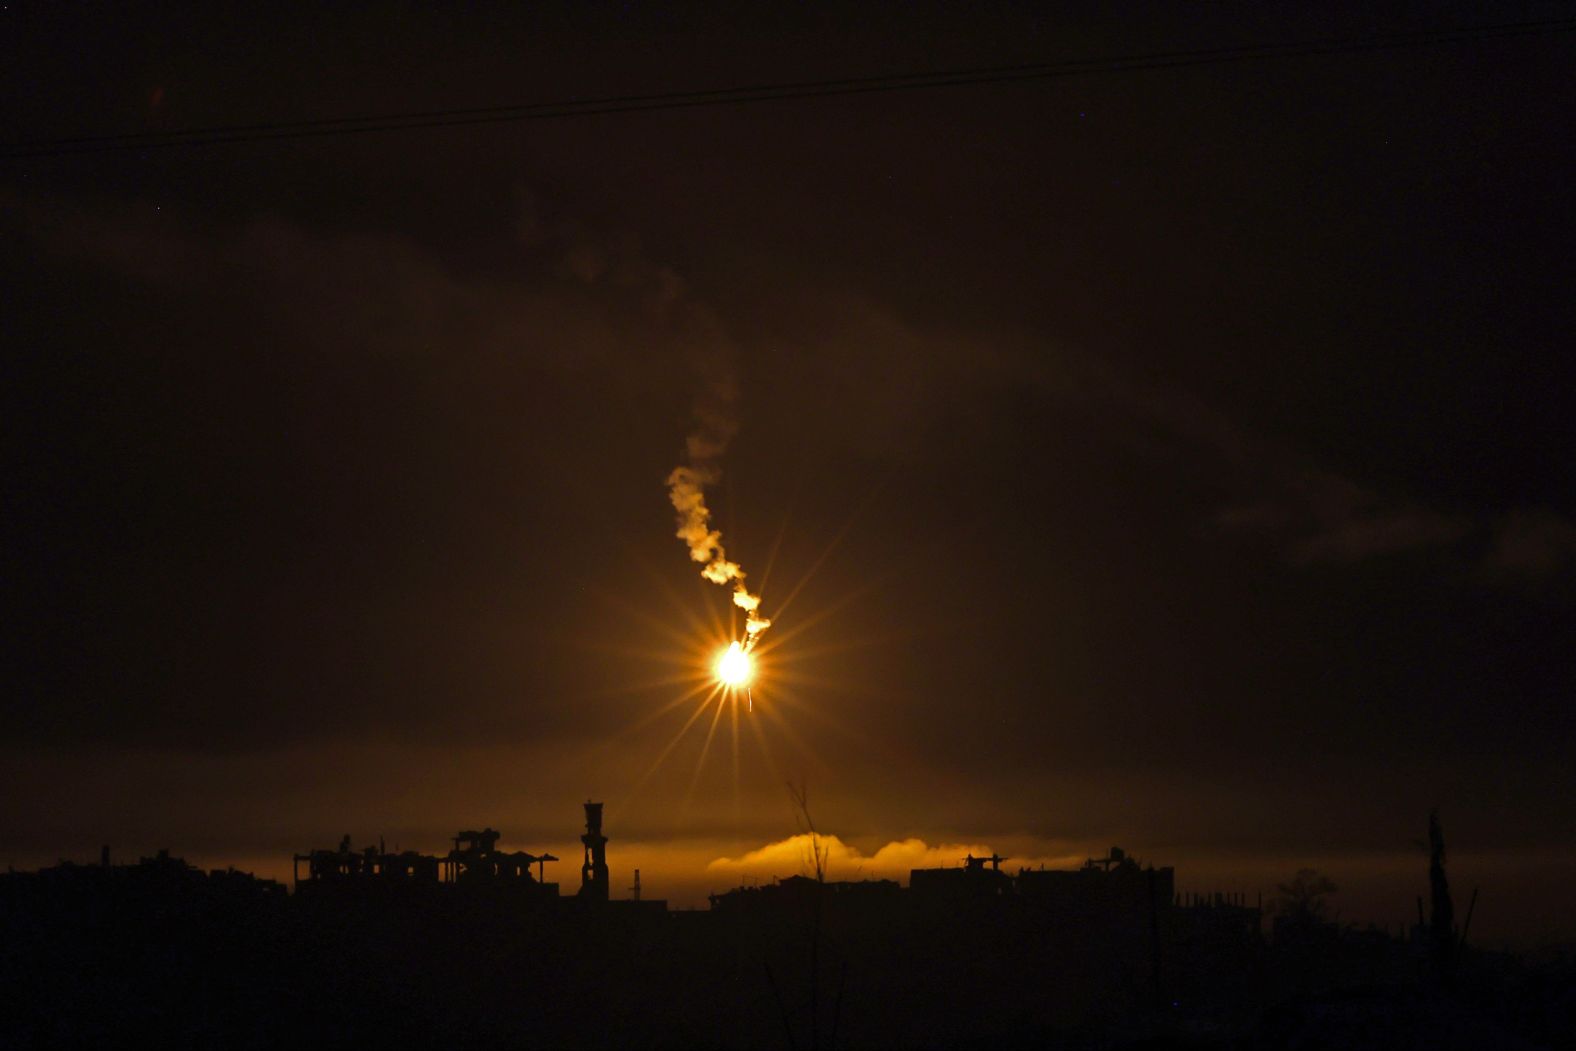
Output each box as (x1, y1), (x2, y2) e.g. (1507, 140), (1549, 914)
(667, 374), (771, 646)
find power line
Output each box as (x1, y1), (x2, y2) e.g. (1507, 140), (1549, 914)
(5, 16), (1573, 160)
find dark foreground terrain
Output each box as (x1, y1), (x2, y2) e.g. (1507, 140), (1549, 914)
(3, 858), (1572, 1049)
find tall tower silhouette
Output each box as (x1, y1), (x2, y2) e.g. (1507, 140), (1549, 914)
(579, 801), (608, 902)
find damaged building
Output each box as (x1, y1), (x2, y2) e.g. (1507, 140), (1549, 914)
(290, 801), (663, 914)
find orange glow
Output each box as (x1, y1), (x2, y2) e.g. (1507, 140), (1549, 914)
(714, 641), (752, 687)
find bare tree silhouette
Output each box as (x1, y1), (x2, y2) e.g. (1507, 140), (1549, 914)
(762, 780), (849, 1050)
(787, 780), (829, 884)
(1429, 808), (1456, 990)
(1272, 867), (1338, 938)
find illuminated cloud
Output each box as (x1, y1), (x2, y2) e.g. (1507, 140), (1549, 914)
(706, 833), (1081, 883)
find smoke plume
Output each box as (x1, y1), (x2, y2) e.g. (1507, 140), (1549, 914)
(667, 371), (771, 645)
(535, 204), (772, 647)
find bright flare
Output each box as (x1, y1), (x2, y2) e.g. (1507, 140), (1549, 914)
(715, 641), (752, 687)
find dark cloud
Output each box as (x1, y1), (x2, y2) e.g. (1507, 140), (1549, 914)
(4, 4), (1574, 946)
(1217, 474), (1472, 565)
(1484, 507), (1576, 579)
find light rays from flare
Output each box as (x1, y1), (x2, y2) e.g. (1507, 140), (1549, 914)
(496, 438), (895, 829)
(579, 483), (897, 829)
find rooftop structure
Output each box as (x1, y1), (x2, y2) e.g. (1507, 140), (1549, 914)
(578, 801), (608, 902)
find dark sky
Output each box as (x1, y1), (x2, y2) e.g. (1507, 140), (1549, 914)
(4, 4), (1574, 941)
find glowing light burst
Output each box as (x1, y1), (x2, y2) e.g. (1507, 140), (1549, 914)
(714, 641), (753, 687)
(602, 492), (884, 826)
(615, 623), (783, 821)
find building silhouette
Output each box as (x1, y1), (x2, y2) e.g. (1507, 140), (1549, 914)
(579, 801), (609, 902)
(8, 810), (1553, 1049)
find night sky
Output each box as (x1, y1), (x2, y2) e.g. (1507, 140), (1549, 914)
(4, 4), (1573, 944)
